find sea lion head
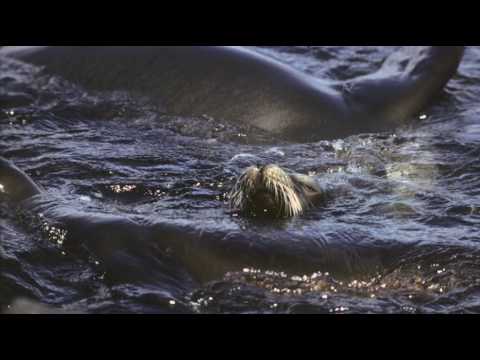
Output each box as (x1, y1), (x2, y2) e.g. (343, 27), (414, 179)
(228, 164), (322, 218)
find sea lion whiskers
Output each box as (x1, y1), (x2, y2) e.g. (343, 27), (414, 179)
(228, 166), (259, 211)
(262, 165), (308, 217)
(264, 173), (297, 216)
(229, 164), (319, 218)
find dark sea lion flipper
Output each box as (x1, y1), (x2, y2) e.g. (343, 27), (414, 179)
(342, 46), (465, 129)
(0, 157), (42, 203)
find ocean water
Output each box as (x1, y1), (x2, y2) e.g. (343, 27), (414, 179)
(1, 46), (479, 314)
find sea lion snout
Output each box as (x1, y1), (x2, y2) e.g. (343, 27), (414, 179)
(229, 164), (321, 218)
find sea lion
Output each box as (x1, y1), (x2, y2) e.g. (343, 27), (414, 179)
(0, 157), (390, 281)
(0, 157), (42, 203)
(0, 46), (465, 142)
(228, 164), (325, 217)
(1, 152), (316, 218)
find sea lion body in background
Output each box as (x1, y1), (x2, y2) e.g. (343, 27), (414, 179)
(0, 46), (465, 142)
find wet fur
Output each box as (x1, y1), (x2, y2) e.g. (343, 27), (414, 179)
(229, 165), (323, 217)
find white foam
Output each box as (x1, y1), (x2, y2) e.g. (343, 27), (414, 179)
(264, 147), (285, 156)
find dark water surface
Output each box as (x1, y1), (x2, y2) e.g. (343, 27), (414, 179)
(1, 46), (480, 314)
